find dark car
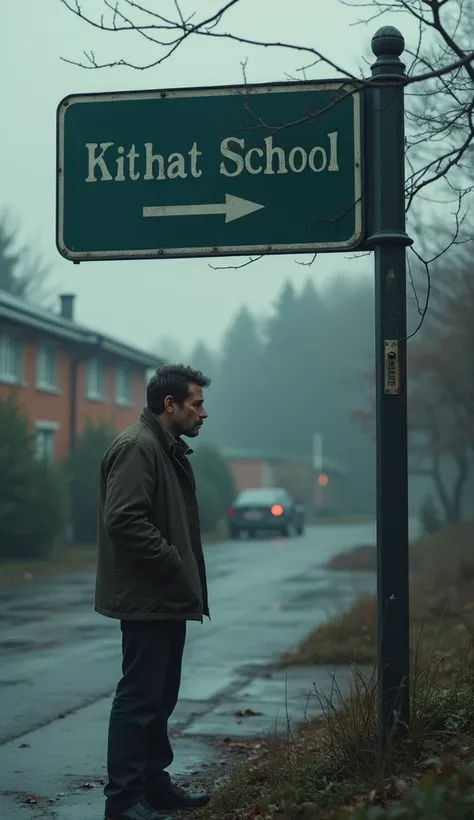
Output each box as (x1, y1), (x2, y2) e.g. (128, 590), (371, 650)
(227, 487), (305, 539)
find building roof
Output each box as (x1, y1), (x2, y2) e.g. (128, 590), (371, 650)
(0, 289), (161, 369)
(222, 446), (348, 475)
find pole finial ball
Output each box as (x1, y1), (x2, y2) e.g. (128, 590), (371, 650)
(371, 26), (405, 58)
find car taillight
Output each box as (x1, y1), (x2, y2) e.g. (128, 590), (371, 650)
(271, 504), (284, 516)
(227, 507), (236, 517)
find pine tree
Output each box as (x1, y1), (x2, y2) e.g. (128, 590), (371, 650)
(0, 218), (22, 295)
(324, 273), (376, 513)
(264, 279), (299, 356)
(189, 341), (218, 445)
(66, 420), (116, 542)
(0, 215), (51, 302)
(193, 443), (236, 530)
(214, 306), (263, 450)
(260, 280), (303, 455)
(291, 278), (329, 456)
(153, 335), (186, 364)
(0, 395), (66, 558)
(189, 341), (219, 444)
(189, 341), (217, 381)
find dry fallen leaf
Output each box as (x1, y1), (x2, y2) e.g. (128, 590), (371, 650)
(234, 708), (263, 718)
(386, 777), (408, 798)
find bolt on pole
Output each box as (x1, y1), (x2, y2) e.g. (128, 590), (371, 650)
(367, 26), (413, 748)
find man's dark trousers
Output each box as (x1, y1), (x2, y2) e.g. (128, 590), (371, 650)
(104, 620), (186, 814)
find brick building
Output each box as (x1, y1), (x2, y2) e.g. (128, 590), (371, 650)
(223, 447), (348, 516)
(0, 289), (161, 461)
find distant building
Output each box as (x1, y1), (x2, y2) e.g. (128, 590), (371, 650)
(222, 447), (348, 515)
(0, 290), (162, 461)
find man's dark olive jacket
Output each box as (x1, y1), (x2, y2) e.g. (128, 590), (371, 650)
(95, 408), (209, 622)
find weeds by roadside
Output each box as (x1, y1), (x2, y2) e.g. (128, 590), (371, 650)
(326, 546), (377, 573)
(283, 522), (474, 669)
(204, 642), (474, 819)
(203, 522), (474, 819)
(324, 521), (474, 575)
(281, 596), (377, 667)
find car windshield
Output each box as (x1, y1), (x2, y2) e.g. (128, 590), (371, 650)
(235, 488), (288, 506)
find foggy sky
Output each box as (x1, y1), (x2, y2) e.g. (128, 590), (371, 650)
(1, 1), (417, 355)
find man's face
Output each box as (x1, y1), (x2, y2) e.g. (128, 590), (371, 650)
(171, 383), (208, 438)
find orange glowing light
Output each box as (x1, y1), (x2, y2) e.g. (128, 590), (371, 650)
(318, 473), (329, 487)
(271, 504), (284, 516)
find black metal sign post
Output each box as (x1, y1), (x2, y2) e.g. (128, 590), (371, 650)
(367, 26), (412, 747)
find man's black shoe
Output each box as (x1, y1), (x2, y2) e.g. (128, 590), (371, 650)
(149, 783), (210, 810)
(105, 799), (173, 820)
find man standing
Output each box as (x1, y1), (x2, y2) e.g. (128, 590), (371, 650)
(96, 365), (212, 820)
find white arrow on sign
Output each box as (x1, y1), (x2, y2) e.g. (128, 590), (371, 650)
(143, 194), (264, 224)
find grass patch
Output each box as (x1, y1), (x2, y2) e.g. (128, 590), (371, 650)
(0, 543), (98, 584)
(324, 520), (474, 574)
(284, 521), (474, 668)
(205, 650), (474, 820)
(0, 526), (226, 585)
(326, 545), (377, 572)
(204, 521), (474, 819)
(282, 595), (377, 666)
(310, 514), (375, 527)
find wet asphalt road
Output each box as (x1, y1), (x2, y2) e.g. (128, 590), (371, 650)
(0, 521), (418, 818)
(0, 524), (375, 744)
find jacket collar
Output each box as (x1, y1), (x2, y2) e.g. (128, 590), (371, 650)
(140, 408), (193, 456)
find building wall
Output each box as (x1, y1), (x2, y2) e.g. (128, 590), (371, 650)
(272, 461), (313, 505)
(0, 340), (72, 459)
(76, 361), (145, 444)
(228, 460), (268, 492)
(225, 456), (347, 512)
(0, 327), (147, 461)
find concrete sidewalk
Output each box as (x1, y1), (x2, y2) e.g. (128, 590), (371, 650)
(0, 664), (358, 820)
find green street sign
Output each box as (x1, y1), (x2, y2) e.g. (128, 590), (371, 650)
(56, 81), (363, 262)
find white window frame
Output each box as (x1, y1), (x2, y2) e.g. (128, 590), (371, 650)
(35, 421), (59, 463)
(115, 366), (133, 407)
(36, 344), (60, 392)
(0, 333), (22, 385)
(86, 357), (106, 401)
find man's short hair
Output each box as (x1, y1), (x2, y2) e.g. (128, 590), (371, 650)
(146, 364), (211, 414)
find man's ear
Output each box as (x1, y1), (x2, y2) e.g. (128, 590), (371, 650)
(163, 394), (174, 414)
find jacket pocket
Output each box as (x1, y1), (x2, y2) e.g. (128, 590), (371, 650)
(115, 555), (201, 615)
(157, 562), (181, 587)
(158, 564), (202, 614)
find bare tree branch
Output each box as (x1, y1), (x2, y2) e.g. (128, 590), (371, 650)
(61, 0), (474, 337)
(61, 0), (474, 209)
(208, 255), (262, 270)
